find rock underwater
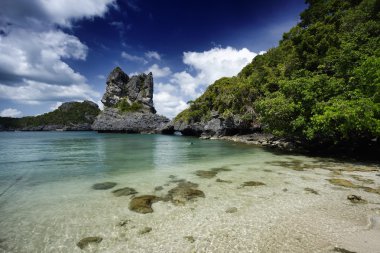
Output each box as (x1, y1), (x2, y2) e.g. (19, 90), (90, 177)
(92, 67), (170, 133)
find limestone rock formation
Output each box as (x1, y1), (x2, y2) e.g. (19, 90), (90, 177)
(92, 67), (169, 133)
(101, 67), (155, 113)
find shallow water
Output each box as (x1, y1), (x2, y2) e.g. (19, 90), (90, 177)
(0, 132), (379, 253)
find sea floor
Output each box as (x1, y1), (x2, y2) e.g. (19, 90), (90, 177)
(0, 136), (379, 253)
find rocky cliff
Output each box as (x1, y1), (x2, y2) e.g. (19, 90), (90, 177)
(92, 67), (169, 133)
(168, 112), (261, 137)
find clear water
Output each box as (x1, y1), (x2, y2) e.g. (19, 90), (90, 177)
(0, 132), (379, 253)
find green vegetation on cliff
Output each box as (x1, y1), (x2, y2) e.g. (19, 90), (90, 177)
(176, 0), (380, 146)
(0, 101), (100, 130)
(115, 98), (144, 113)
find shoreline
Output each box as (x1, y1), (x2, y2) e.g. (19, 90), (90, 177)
(1, 129), (379, 163)
(201, 133), (380, 163)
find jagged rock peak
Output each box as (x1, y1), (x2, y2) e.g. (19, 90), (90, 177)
(107, 66), (130, 87)
(101, 67), (156, 113)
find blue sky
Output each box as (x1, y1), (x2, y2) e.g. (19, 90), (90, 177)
(0, 0), (306, 118)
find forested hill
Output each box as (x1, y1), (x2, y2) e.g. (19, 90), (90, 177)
(175, 0), (380, 150)
(0, 101), (100, 131)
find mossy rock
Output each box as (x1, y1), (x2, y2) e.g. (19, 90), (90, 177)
(138, 227), (152, 235)
(76, 236), (102, 249)
(327, 179), (358, 188)
(92, 182), (117, 190)
(154, 186), (164, 191)
(350, 175), (375, 184)
(216, 178), (232, 183)
(195, 170), (217, 178)
(112, 187), (137, 197)
(242, 181), (266, 187)
(362, 186), (380, 195)
(225, 207), (238, 213)
(347, 194), (367, 204)
(304, 187), (319, 195)
(184, 236), (195, 243)
(129, 195), (160, 214)
(211, 167), (232, 172)
(166, 181), (204, 205)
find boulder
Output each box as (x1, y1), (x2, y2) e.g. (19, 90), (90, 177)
(166, 182), (205, 204)
(112, 187), (137, 197)
(129, 195), (160, 214)
(241, 181), (266, 187)
(92, 182), (117, 190)
(195, 170), (218, 179)
(76, 237), (102, 249)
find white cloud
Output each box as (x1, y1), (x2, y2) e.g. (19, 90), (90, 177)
(96, 100), (104, 110)
(153, 47), (257, 118)
(0, 29), (88, 85)
(0, 0), (114, 106)
(0, 108), (22, 118)
(183, 46), (256, 85)
(50, 101), (63, 111)
(97, 75), (106, 79)
(41, 0), (116, 26)
(145, 51), (161, 60)
(0, 81), (100, 105)
(145, 64), (171, 78)
(121, 52), (148, 64)
(154, 91), (188, 119)
(0, 0), (116, 30)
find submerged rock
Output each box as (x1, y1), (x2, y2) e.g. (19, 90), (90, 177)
(112, 187), (137, 197)
(347, 194), (367, 204)
(225, 207), (238, 213)
(76, 237), (102, 249)
(195, 170), (218, 179)
(350, 175), (374, 184)
(154, 186), (164, 191)
(184, 236), (195, 243)
(138, 227), (152, 235)
(327, 179), (358, 188)
(242, 181), (266, 187)
(362, 186), (380, 195)
(211, 167), (232, 172)
(304, 187), (319, 195)
(333, 247), (357, 253)
(118, 219), (132, 227)
(170, 178), (186, 183)
(166, 181), (205, 205)
(216, 178), (232, 183)
(92, 182), (117, 190)
(129, 195), (160, 214)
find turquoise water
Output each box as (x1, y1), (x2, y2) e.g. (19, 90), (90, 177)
(0, 132), (256, 189)
(0, 132), (379, 253)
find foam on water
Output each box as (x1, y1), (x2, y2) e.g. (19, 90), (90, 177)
(0, 132), (379, 253)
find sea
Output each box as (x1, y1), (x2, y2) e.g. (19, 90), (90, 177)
(0, 132), (379, 253)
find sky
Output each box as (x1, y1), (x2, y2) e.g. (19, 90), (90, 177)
(0, 0), (307, 119)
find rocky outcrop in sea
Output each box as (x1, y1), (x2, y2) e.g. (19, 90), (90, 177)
(92, 67), (169, 133)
